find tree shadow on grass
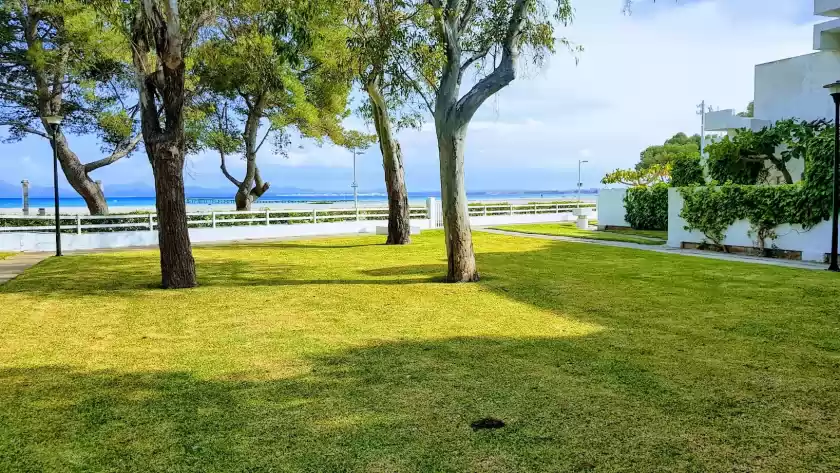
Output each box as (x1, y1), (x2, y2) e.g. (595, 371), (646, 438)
(2, 335), (833, 472)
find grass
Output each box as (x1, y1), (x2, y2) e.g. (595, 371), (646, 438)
(0, 253), (14, 260)
(605, 227), (668, 240)
(491, 223), (667, 245)
(1, 231), (839, 472)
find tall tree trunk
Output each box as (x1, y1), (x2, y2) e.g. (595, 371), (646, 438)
(366, 80), (410, 245)
(149, 141), (196, 289)
(231, 98), (270, 212)
(437, 126), (478, 282)
(131, 0), (198, 289)
(52, 131), (109, 215)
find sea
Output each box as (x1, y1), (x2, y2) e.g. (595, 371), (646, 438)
(0, 191), (596, 209)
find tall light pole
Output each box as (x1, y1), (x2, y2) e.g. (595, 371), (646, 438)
(44, 115), (63, 257)
(577, 159), (588, 208)
(352, 148), (360, 221)
(697, 100), (707, 161)
(824, 82), (840, 272)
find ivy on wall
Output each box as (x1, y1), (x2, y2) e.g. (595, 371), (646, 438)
(678, 120), (834, 251)
(624, 183), (668, 231)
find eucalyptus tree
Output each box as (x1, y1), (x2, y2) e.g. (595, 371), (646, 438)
(348, 0), (427, 244)
(0, 0), (142, 215)
(193, 0), (350, 211)
(402, 0), (579, 282)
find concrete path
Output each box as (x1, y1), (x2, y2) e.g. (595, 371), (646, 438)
(479, 228), (829, 271)
(0, 253), (50, 284)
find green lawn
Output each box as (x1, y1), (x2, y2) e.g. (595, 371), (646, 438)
(491, 223), (666, 245)
(605, 227), (668, 240)
(0, 253), (14, 260)
(1, 231), (838, 472)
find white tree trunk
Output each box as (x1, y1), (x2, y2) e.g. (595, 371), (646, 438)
(437, 125), (478, 282)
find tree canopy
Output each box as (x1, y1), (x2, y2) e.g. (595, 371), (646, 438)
(637, 132), (700, 171)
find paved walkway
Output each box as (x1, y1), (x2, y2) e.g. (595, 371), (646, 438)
(479, 228), (829, 271)
(0, 253), (51, 284)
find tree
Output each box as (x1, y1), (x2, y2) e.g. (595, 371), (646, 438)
(125, 0), (214, 289)
(736, 101), (754, 118)
(348, 0), (426, 245)
(404, 0), (578, 282)
(636, 133), (700, 171)
(705, 135), (764, 185)
(669, 154), (704, 187)
(193, 0), (350, 211)
(601, 164), (670, 187)
(0, 0), (142, 215)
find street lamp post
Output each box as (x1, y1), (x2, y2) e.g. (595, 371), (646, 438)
(352, 148), (360, 221)
(824, 82), (840, 271)
(44, 116), (63, 257)
(577, 159), (589, 208)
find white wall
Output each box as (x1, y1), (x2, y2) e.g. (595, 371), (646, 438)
(754, 51), (840, 124)
(667, 188), (831, 262)
(596, 189), (629, 228)
(0, 219), (431, 252)
(0, 212), (590, 252)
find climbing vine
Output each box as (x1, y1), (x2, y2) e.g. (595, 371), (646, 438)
(679, 119), (834, 251)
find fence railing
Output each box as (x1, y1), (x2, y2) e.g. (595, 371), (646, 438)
(0, 201), (595, 234)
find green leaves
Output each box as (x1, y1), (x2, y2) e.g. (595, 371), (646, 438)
(624, 183), (668, 231)
(602, 164), (670, 187)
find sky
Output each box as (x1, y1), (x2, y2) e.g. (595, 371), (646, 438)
(0, 0), (820, 195)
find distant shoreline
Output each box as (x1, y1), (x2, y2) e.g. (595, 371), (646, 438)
(0, 191), (597, 214)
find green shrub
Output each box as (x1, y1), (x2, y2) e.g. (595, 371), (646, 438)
(624, 183), (668, 231)
(706, 136), (765, 184)
(670, 155), (704, 187)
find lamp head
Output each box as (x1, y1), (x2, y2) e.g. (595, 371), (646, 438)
(825, 81), (840, 96)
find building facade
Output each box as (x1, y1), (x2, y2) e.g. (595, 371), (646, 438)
(705, 1), (840, 183)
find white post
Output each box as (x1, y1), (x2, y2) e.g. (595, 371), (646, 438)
(577, 159), (589, 208)
(212, 211), (217, 228)
(534, 203), (538, 214)
(148, 213), (154, 231)
(426, 197), (435, 228)
(76, 215), (81, 234)
(313, 209), (317, 223)
(265, 209), (270, 225)
(510, 204), (514, 216)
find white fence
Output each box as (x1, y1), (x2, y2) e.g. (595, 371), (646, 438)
(0, 199), (597, 252)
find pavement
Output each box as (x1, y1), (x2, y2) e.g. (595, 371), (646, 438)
(0, 253), (51, 284)
(478, 228), (830, 271)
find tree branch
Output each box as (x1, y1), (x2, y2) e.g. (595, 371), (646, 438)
(395, 60), (434, 115)
(219, 151), (242, 187)
(254, 125), (273, 154)
(454, 0), (528, 126)
(84, 134), (143, 173)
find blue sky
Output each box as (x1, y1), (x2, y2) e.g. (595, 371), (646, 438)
(0, 0), (820, 195)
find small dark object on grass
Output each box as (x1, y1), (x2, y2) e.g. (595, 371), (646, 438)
(470, 417), (505, 430)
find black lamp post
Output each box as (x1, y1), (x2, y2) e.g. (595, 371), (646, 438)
(824, 82), (840, 272)
(44, 115), (63, 257)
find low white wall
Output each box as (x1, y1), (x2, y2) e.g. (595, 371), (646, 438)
(0, 219), (432, 252)
(667, 188), (832, 262)
(470, 212), (582, 227)
(0, 212), (592, 252)
(597, 189), (629, 228)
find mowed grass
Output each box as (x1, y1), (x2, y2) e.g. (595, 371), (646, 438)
(1, 231), (839, 472)
(0, 252), (14, 260)
(605, 227), (668, 240)
(491, 223), (666, 245)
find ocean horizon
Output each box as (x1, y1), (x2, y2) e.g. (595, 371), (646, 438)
(0, 190), (597, 209)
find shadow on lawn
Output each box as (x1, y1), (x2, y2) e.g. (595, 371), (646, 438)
(2, 335), (831, 472)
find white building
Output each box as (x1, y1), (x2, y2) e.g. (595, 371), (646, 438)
(705, 0), (840, 183)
